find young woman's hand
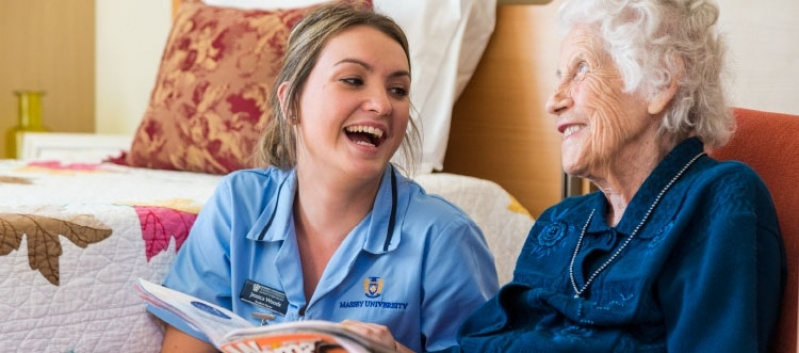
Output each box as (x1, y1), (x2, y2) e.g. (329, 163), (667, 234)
(340, 320), (415, 353)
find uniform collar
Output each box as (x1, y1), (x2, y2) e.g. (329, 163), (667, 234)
(247, 168), (296, 242)
(362, 165), (403, 254)
(246, 165), (405, 254)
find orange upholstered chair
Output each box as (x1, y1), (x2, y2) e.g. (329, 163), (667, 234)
(708, 107), (799, 353)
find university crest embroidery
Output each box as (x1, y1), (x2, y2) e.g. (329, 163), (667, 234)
(363, 277), (384, 298)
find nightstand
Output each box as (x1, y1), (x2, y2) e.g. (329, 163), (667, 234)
(20, 132), (132, 163)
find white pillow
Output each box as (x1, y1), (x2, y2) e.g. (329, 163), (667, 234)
(203, 0), (497, 173)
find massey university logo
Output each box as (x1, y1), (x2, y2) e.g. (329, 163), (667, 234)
(339, 277), (407, 310)
(363, 277), (384, 298)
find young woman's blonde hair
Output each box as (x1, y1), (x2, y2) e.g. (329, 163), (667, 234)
(256, 2), (421, 174)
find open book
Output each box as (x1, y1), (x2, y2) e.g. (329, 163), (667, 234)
(136, 278), (393, 353)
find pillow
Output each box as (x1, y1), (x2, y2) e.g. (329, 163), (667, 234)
(202, 0), (498, 173)
(123, 0), (371, 174)
(374, 0), (497, 173)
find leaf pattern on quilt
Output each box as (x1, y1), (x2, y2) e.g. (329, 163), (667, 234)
(0, 213), (113, 286)
(27, 160), (104, 171)
(17, 161), (108, 176)
(0, 175), (31, 184)
(135, 205), (198, 261)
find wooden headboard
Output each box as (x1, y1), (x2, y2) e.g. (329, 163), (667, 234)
(445, 2), (564, 218)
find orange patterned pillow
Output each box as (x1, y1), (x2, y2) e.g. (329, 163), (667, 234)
(123, 0), (371, 174)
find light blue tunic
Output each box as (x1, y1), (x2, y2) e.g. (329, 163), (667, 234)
(148, 165), (499, 352)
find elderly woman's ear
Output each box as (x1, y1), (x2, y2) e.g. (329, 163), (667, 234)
(647, 55), (684, 115)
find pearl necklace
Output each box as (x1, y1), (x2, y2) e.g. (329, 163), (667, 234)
(569, 151), (706, 298)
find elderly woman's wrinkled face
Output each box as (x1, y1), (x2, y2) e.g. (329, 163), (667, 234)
(546, 25), (653, 179)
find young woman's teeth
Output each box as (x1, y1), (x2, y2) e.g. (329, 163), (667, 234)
(346, 125), (384, 138)
(346, 125), (385, 147)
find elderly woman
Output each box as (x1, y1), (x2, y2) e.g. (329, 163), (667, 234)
(344, 0), (786, 352)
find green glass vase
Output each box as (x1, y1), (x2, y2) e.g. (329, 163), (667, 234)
(5, 90), (50, 159)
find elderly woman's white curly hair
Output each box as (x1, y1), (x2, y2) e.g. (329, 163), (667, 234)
(557, 0), (733, 148)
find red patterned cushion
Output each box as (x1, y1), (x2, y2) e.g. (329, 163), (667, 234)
(121, 0), (371, 174)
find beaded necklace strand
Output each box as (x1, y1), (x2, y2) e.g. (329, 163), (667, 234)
(569, 151), (706, 298)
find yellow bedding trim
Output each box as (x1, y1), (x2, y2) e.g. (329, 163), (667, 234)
(125, 198), (203, 214)
(507, 195), (533, 218)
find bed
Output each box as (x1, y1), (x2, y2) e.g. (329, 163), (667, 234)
(0, 0), (559, 352)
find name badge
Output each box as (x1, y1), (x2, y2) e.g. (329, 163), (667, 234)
(239, 280), (289, 316)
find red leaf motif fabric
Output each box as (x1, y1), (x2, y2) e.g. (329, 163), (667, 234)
(26, 161), (104, 172)
(135, 206), (198, 260)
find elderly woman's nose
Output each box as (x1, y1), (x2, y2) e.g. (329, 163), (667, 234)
(546, 86), (573, 115)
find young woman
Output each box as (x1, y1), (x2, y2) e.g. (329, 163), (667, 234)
(149, 3), (499, 353)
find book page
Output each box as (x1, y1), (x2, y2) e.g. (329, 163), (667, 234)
(137, 279), (394, 352)
(220, 320), (393, 353)
(136, 278), (253, 347)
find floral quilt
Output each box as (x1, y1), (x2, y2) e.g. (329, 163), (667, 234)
(0, 160), (221, 353)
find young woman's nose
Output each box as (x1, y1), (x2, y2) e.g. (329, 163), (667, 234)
(364, 86), (393, 116)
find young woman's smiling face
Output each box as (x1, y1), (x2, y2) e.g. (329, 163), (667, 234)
(285, 25), (411, 182)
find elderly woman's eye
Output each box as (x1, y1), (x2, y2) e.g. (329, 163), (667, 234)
(575, 62), (589, 80)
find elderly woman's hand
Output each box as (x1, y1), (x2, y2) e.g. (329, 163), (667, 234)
(339, 320), (415, 353)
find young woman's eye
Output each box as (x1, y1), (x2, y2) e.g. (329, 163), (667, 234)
(389, 86), (409, 97)
(340, 77), (363, 86)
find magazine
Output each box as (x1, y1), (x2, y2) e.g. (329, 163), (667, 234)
(135, 278), (393, 353)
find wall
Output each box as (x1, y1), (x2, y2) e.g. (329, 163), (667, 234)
(0, 0), (95, 158)
(718, 0), (799, 114)
(95, 0), (170, 135)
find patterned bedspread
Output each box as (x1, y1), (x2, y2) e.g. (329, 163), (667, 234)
(0, 160), (534, 353)
(0, 160), (221, 352)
